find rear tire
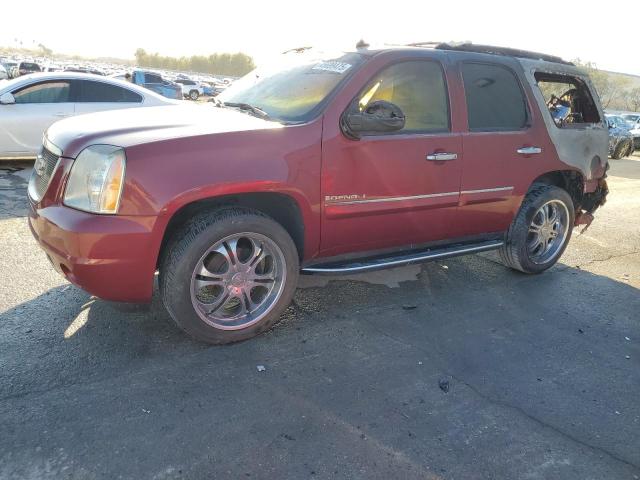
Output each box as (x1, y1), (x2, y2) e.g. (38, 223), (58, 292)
(499, 183), (574, 274)
(159, 208), (299, 344)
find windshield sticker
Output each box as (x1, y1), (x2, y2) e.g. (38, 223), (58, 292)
(311, 61), (352, 74)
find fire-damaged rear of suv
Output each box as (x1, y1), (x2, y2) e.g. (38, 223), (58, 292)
(519, 57), (609, 227)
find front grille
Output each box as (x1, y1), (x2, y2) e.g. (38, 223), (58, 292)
(28, 147), (60, 202)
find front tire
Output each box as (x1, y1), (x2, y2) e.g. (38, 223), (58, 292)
(500, 183), (574, 274)
(189, 90), (199, 101)
(160, 208), (299, 344)
(612, 140), (630, 159)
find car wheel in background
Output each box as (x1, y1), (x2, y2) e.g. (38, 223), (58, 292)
(612, 140), (630, 159)
(160, 208), (299, 344)
(500, 183), (575, 274)
(189, 90), (199, 101)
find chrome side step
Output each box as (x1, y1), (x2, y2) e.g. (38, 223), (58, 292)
(301, 239), (504, 275)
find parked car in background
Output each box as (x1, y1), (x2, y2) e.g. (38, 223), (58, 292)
(0, 64), (7, 80)
(17, 62), (41, 77)
(0, 72), (178, 159)
(2, 62), (18, 78)
(605, 114), (635, 159)
(622, 113), (640, 150)
(201, 83), (217, 96)
(28, 44), (609, 344)
(175, 79), (203, 100)
(131, 70), (182, 100)
(43, 65), (63, 72)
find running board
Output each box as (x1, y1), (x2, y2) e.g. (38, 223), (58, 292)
(301, 239), (504, 275)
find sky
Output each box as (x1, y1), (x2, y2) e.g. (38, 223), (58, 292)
(2, 0), (639, 76)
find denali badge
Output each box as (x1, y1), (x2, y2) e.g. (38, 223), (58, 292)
(34, 154), (46, 176)
(325, 194), (366, 203)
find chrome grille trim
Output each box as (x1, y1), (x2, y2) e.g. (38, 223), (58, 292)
(28, 147), (60, 202)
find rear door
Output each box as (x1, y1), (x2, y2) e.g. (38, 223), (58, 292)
(451, 61), (544, 238)
(320, 58), (463, 257)
(74, 79), (144, 114)
(0, 79), (74, 157)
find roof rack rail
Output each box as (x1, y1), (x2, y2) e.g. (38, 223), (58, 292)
(406, 42), (574, 66)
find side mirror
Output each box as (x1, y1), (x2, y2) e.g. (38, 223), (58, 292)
(0, 92), (15, 105)
(342, 100), (405, 139)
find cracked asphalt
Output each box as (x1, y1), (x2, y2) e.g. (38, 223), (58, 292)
(0, 157), (639, 479)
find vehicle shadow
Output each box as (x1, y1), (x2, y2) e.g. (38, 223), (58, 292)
(0, 161), (32, 219)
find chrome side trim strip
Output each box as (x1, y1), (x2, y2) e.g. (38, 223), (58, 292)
(326, 191), (459, 206)
(301, 240), (504, 274)
(460, 186), (514, 195)
(0, 155), (37, 161)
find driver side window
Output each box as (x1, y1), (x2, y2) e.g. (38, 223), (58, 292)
(13, 81), (71, 104)
(358, 60), (450, 134)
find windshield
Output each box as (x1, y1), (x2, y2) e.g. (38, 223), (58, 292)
(623, 114), (639, 123)
(606, 115), (624, 127)
(217, 51), (366, 123)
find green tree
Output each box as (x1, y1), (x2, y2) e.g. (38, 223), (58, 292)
(133, 48), (255, 76)
(626, 88), (640, 112)
(574, 59), (631, 109)
(37, 43), (52, 56)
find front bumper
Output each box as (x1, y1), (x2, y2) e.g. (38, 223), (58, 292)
(28, 202), (158, 303)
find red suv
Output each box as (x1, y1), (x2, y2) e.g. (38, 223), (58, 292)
(28, 43), (609, 344)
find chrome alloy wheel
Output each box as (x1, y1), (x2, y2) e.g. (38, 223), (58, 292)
(190, 233), (286, 330)
(527, 200), (570, 264)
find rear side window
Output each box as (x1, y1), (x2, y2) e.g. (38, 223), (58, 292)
(535, 72), (601, 127)
(13, 81), (71, 103)
(77, 80), (143, 103)
(461, 63), (528, 131)
(357, 60), (450, 134)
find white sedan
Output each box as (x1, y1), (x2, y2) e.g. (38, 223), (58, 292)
(0, 72), (179, 159)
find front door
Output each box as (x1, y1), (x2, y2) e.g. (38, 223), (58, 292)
(320, 60), (462, 257)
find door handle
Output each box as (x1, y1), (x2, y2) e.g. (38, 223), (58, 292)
(426, 152), (458, 161)
(517, 146), (542, 155)
(54, 113), (70, 117)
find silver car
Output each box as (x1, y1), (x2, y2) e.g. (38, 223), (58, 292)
(0, 72), (178, 159)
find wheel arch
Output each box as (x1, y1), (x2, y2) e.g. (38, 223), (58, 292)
(155, 191), (308, 269)
(528, 169), (585, 210)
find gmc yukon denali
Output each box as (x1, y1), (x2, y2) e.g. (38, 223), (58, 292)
(28, 43), (609, 344)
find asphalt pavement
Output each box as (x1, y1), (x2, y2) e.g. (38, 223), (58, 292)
(0, 157), (638, 479)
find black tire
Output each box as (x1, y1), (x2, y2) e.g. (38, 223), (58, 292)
(625, 141), (634, 158)
(189, 90), (199, 101)
(612, 140), (630, 160)
(159, 208), (299, 344)
(499, 183), (575, 274)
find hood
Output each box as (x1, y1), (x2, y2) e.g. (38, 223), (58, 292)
(46, 104), (280, 158)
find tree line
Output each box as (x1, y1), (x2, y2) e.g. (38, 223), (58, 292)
(577, 61), (640, 112)
(134, 48), (255, 77)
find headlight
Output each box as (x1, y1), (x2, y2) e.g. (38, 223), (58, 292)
(64, 145), (126, 214)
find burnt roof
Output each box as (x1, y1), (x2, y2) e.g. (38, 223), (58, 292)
(406, 42), (574, 66)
